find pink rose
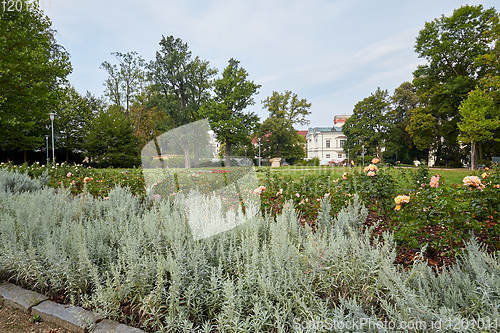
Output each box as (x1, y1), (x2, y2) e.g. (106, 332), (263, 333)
(429, 175), (439, 188)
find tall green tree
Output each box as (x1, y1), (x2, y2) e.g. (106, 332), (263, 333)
(148, 35), (216, 127)
(384, 82), (423, 163)
(458, 89), (499, 169)
(262, 90), (311, 126)
(0, 4), (72, 160)
(259, 117), (305, 164)
(201, 58), (260, 166)
(129, 88), (169, 148)
(406, 107), (437, 152)
(410, 5), (498, 166)
(84, 106), (140, 168)
(101, 51), (145, 114)
(55, 86), (102, 161)
(343, 88), (391, 158)
(473, 28), (500, 162)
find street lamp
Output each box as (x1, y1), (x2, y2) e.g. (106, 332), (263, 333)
(49, 112), (55, 163)
(44, 135), (49, 165)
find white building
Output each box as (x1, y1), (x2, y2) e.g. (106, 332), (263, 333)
(306, 115), (350, 165)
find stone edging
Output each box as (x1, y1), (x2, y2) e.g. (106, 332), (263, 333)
(0, 282), (144, 333)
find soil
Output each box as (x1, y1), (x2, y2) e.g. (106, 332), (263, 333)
(0, 303), (69, 333)
(363, 212), (500, 271)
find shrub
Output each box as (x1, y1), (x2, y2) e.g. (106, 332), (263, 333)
(0, 162), (146, 198)
(0, 169), (44, 193)
(391, 168), (500, 255)
(308, 157), (320, 166)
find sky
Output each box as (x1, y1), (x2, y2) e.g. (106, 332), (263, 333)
(42, 0), (497, 129)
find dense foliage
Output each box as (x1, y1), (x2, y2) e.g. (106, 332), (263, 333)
(0, 170), (498, 332)
(1, 161), (498, 264)
(0, 4), (72, 157)
(392, 170), (500, 256)
(200, 58), (261, 166)
(343, 5), (499, 167)
(0, 162), (145, 198)
(85, 106), (141, 168)
(258, 164), (499, 260)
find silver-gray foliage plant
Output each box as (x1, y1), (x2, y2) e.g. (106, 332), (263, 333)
(0, 170), (498, 332)
(0, 169), (44, 193)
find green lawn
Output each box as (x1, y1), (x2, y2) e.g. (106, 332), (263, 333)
(256, 165), (478, 185)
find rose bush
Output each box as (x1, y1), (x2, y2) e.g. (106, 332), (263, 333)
(391, 169), (499, 256)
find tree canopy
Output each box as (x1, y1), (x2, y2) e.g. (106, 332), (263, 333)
(0, 5), (72, 157)
(259, 117), (305, 163)
(101, 51), (145, 114)
(262, 91), (311, 126)
(201, 58), (260, 166)
(85, 106), (140, 168)
(54, 86), (102, 160)
(457, 89), (497, 144)
(343, 88), (391, 158)
(410, 4), (498, 166)
(149, 35), (216, 128)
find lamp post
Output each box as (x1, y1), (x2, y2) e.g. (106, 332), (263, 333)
(45, 135), (49, 165)
(49, 113), (55, 163)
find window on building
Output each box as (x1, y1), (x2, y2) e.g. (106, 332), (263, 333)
(338, 153), (343, 158)
(326, 154), (330, 158)
(325, 139), (330, 148)
(340, 140), (346, 147)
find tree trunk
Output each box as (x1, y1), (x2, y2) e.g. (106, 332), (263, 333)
(225, 142), (231, 167)
(153, 138), (165, 168)
(65, 150), (69, 162)
(471, 141), (476, 170)
(184, 148), (191, 169)
(23, 151), (27, 163)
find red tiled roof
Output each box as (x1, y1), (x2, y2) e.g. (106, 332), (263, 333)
(296, 130), (308, 139)
(251, 130), (307, 145)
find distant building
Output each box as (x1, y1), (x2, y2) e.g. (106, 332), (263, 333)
(306, 115), (350, 165)
(333, 115), (350, 128)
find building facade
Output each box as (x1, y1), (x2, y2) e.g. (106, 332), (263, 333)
(305, 115), (350, 165)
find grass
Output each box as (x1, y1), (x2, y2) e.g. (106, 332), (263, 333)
(428, 168), (478, 185)
(256, 165), (478, 185)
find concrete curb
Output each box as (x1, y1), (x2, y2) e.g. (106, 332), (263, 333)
(0, 282), (145, 333)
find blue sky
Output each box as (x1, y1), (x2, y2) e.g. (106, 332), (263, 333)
(43, 0), (497, 129)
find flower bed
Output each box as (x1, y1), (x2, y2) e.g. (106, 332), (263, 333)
(2, 162), (498, 266)
(256, 165), (499, 264)
(0, 162), (145, 197)
(390, 169), (499, 258)
(0, 170), (498, 332)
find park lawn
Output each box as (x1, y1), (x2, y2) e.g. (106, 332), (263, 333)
(428, 168), (480, 185)
(256, 166), (478, 185)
